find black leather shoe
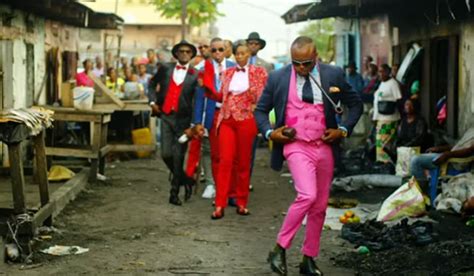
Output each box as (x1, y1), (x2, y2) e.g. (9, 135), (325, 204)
(184, 184), (192, 201)
(169, 195), (182, 206)
(267, 246), (287, 275)
(299, 256), (323, 276)
(184, 177), (194, 202)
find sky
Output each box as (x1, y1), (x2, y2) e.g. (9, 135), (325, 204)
(215, 0), (312, 62)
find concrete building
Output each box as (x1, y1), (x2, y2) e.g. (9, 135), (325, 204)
(81, 0), (211, 59)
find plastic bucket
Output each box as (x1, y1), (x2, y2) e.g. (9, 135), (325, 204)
(73, 87), (94, 110)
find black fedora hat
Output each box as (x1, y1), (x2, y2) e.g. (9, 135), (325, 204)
(246, 32), (266, 50)
(171, 40), (197, 59)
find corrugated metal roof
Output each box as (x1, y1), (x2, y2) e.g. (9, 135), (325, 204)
(1, 0), (124, 29)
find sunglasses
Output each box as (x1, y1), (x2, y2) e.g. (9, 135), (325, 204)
(292, 59), (314, 67)
(211, 47), (225, 53)
(248, 41), (260, 46)
(178, 49), (193, 54)
(198, 45), (209, 49)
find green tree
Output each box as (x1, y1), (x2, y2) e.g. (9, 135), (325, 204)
(151, 0), (224, 27)
(299, 18), (335, 62)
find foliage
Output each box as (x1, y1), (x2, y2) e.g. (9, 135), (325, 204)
(151, 0), (224, 27)
(299, 18), (335, 63)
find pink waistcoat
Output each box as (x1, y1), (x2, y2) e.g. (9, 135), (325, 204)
(285, 68), (326, 143)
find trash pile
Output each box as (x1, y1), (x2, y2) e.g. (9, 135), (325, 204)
(435, 172), (474, 214)
(334, 238), (474, 275)
(0, 107), (54, 136)
(335, 208), (474, 274)
(341, 218), (437, 251)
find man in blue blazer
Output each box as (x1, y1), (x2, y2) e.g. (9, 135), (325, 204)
(194, 37), (236, 199)
(255, 36), (362, 275)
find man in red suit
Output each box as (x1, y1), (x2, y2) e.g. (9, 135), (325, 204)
(148, 40), (199, 206)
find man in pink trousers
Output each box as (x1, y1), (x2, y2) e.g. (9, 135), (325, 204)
(254, 36), (362, 275)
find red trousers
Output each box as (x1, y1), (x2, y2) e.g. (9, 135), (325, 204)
(215, 117), (257, 208)
(185, 138), (202, 178)
(209, 110), (220, 183)
(210, 110), (238, 197)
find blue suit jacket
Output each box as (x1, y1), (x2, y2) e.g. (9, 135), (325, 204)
(194, 59), (236, 129)
(254, 64), (363, 171)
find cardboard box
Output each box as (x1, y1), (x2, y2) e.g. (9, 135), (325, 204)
(61, 81), (75, 107)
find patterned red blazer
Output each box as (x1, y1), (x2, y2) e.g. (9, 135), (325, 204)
(204, 64), (268, 130)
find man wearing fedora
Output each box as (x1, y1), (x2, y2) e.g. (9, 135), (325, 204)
(247, 32), (273, 73)
(148, 40), (199, 206)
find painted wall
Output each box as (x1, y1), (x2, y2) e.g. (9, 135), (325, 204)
(0, 4), (47, 165)
(334, 18), (360, 69)
(360, 15), (391, 66)
(459, 21), (474, 134)
(121, 25), (181, 56)
(0, 4), (46, 108)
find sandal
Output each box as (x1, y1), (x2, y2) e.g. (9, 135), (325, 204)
(211, 207), (225, 220)
(236, 206), (250, 216)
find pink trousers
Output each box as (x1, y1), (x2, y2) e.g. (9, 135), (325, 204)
(277, 140), (334, 257)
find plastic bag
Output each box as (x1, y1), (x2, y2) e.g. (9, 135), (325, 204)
(377, 177), (426, 221)
(395, 146), (420, 177)
(435, 172), (474, 213)
(48, 165), (75, 181)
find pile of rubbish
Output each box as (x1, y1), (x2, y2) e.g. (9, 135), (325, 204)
(335, 238), (474, 275)
(341, 218), (437, 251)
(0, 107), (54, 136)
(336, 218), (474, 274)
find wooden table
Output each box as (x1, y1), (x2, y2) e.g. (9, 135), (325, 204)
(94, 100), (157, 153)
(0, 123), (51, 255)
(43, 107), (113, 182)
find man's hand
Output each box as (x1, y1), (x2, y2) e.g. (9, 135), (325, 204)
(150, 104), (161, 117)
(270, 126), (294, 144)
(321, 128), (344, 144)
(426, 145), (451, 153)
(197, 78), (204, 87)
(193, 124), (206, 139)
(184, 128), (194, 138)
(433, 152), (451, 166)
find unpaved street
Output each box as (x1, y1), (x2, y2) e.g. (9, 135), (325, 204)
(2, 149), (354, 275)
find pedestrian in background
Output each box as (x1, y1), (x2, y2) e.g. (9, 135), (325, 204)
(373, 64), (402, 164)
(345, 61), (364, 94)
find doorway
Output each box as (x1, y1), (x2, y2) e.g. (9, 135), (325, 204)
(430, 36), (459, 138)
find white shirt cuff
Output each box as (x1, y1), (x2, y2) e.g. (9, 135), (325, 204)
(265, 129), (273, 140)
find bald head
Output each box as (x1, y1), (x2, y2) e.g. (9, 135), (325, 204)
(291, 36), (318, 76)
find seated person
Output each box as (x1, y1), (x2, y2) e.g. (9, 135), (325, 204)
(396, 98), (428, 151)
(410, 127), (474, 185)
(123, 74), (146, 100)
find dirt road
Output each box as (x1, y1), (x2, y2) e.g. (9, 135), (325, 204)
(2, 149), (354, 275)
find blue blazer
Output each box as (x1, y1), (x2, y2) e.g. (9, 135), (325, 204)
(193, 59), (236, 129)
(254, 64), (363, 171)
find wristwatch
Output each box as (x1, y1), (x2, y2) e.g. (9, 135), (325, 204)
(338, 126), (348, 138)
(149, 101), (156, 106)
